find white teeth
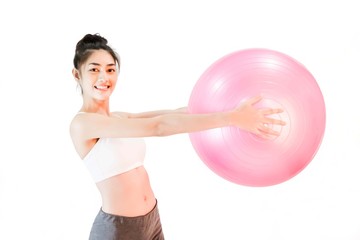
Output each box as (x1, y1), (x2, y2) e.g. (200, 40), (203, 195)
(95, 85), (109, 90)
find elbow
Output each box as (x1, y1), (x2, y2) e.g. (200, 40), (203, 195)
(154, 121), (171, 137)
(153, 116), (179, 137)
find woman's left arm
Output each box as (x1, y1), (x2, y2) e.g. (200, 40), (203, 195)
(114, 107), (188, 119)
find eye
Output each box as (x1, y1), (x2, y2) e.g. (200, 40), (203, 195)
(89, 68), (99, 72)
(107, 68), (117, 73)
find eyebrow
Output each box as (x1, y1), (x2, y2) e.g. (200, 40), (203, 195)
(88, 63), (116, 67)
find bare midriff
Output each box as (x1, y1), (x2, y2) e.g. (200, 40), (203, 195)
(95, 166), (156, 217)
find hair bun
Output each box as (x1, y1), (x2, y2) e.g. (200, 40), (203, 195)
(73, 33), (120, 69)
(83, 33), (107, 44)
(76, 33), (108, 50)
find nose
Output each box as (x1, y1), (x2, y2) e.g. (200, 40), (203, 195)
(98, 69), (106, 81)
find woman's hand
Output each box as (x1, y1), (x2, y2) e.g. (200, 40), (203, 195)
(231, 96), (286, 138)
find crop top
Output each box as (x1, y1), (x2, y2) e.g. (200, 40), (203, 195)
(83, 137), (146, 183)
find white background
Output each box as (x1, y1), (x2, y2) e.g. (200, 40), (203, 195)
(1, 0), (360, 239)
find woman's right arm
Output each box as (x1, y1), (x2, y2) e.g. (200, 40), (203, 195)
(70, 96), (285, 140)
(115, 107), (188, 119)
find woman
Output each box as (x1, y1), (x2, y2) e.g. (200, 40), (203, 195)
(69, 33), (285, 240)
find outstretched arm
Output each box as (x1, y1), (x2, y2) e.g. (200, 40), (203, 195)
(113, 107), (188, 119)
(154, 96), (284, 137)
(70, 96), (285, 141)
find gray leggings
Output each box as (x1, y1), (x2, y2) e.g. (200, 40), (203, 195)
(89, 201), (164, 240)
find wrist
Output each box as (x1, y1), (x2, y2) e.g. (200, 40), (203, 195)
(223, 111), (235, 127)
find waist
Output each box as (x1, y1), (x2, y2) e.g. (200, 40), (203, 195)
(96, 166), (156, 217)
(98, 199), (160, 224)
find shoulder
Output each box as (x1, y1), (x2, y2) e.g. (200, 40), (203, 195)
(69, 113), (99, 158)
(69, 112), (127, 138)
(69, 113), (86, 140)
(69, 112), (97, 137)
(69, 112), (103, 145)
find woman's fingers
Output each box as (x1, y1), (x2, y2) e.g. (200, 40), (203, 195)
(264, 117), (287, 126)
(261, 108), (287, 126)
(246, 95), (263, 106)
(235, 96), (287, 136)
(261, 108), (284, 115)
(258, 124), (281, 136)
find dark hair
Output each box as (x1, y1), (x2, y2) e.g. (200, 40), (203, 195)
(73, 33), (120, 70)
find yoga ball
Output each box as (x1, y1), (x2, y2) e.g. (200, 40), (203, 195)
(188, 48), (326, 187)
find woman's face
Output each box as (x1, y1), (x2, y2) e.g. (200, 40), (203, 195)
(75, 49), (119, 101)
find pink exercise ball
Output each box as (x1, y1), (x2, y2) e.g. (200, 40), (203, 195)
(188, 48), (326, 187)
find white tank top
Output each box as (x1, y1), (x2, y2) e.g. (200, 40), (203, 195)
(83, 137), (146, 183)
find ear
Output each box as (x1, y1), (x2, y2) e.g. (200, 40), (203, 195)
(72, 68), (81, 81)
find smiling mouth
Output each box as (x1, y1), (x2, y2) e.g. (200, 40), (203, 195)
(94, 85), (110, 90)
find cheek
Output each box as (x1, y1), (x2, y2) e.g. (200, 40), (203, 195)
(111, 76), (118, 86)
(78, 80), (94, 93)
(82, 75), (96, 85)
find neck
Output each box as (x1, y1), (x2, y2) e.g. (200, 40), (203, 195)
(81, 97), (110, 115)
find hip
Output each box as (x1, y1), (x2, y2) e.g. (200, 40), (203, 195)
(89, 200), (164, 240)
